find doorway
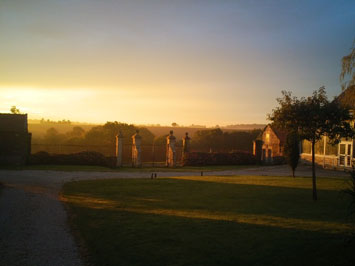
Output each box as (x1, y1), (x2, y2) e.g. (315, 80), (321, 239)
(339, 142), (352, 167)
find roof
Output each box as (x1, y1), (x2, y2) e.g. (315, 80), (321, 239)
(270, 126), (288, 144)
(335, 85), (355, 109)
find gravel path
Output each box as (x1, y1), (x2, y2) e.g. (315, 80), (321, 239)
(0, 165), (348, 266)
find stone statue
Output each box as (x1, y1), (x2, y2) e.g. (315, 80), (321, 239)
(166, 130), (176, 167)
(182, 132), (190, 162)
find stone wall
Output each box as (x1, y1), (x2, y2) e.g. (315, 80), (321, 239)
(0, 131), (32, 165)
(0, 114), (28, 132)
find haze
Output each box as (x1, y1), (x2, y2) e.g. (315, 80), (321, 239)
(1, 0), (354, 126)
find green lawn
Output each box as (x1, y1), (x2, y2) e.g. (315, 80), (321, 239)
(0, 164), (258, 172)
(62, 175), (355, 266)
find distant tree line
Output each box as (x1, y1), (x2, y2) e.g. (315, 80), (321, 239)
(34, 122), (154, 146)
(40, 118), (72, 125)
(190, 128), (261, 153)
(33, 122), (260, 153)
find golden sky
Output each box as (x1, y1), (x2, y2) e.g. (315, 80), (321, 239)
(1, 0), (354, 126)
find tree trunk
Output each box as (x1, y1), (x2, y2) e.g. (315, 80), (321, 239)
(311, 138), (317, 201)
(292, 168), (295, 178)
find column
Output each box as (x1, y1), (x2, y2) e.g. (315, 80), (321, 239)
(115, 131), (123, 167)
(166, 130), (176, 167)
(132, 130), (142, 167)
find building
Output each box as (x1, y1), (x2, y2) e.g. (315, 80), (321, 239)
(253, 125), (287, 163)
(300, 85), (355, 169)
(0, 113), (32, 165)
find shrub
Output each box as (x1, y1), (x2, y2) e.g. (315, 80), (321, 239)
(284, 132), (300, 177)
(30, 151), (115, 167)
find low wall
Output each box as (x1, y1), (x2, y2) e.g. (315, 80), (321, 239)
(300, 153), (338, 169)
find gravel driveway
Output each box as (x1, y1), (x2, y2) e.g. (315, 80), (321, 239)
(0, 165), (348, 266)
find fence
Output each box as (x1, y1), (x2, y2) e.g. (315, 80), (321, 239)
(31, 143), (246, 167)
(31, 143), (184, 166)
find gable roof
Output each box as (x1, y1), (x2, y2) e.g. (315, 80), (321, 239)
(257, 124), (288, 144)
(335, 85), (355, 109)
(269, 125), (287, 144)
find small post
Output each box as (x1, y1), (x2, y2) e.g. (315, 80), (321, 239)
(166, 130), (176, 167)
(132, 130), (142, 167)
(115, 131), (124, 167)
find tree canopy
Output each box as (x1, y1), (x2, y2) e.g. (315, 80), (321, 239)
(269, 87), (354, 200)
(340, 41), (355, 90)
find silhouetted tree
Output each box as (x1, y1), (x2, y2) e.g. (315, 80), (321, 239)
(284, 131), (299, 177)
(269, 87), (353, 201)
(84, 122), (154, 145)
(341, 41), (355, 90)
(191, 128), (260, 152)
(43, 127), (65, 144)
(10, 106), (20, 114)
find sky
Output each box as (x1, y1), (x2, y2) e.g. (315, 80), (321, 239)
(0, 0), (354, 126)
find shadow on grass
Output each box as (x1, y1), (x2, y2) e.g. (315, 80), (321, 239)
(0, 164), (260, 172)
(63, 178), (355, 266)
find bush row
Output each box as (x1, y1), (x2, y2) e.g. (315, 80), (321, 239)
(182, 151), (256, 166)
(30, 151), (116, 167)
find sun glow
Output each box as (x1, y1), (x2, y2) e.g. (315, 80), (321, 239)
(0, 87), (219, 125)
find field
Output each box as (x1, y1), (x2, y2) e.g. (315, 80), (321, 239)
(62, 175), (355, 266)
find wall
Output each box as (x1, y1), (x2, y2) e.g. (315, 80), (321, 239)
(300, 153), (338, 169)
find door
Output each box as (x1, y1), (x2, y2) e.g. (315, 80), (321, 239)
(339, 142), (352, 167)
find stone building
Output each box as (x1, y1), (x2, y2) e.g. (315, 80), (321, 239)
(0, 113), (32, 165)
(253, 125), (287, 163)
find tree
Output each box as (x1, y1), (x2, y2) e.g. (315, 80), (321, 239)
(171, 122), (178, 127)
(340, 41), (355, 90)
(284, 131), (299, 178)
(43, 127), (66, 144)
(10, 106), (20, 114)
(269, 87), (353, 201)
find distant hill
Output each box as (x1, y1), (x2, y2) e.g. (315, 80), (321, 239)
(28, 122), (96, 137)
(222, 124), (266, 130)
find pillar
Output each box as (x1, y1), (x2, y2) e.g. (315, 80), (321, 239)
(166, 130), (176, 167)
(115, 131), (123, 167)
(182, 132), (190, 162)
(132, 130), (142, 167)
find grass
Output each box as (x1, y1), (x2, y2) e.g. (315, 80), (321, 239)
(62, 175), (355, 266)
(0, 164), (259, 172)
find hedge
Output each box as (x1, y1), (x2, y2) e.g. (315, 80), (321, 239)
(29, 151), (116, 167)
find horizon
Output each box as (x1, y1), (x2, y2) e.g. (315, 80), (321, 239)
(1, 0), (354, 126)
(25, 116), (266, 129)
